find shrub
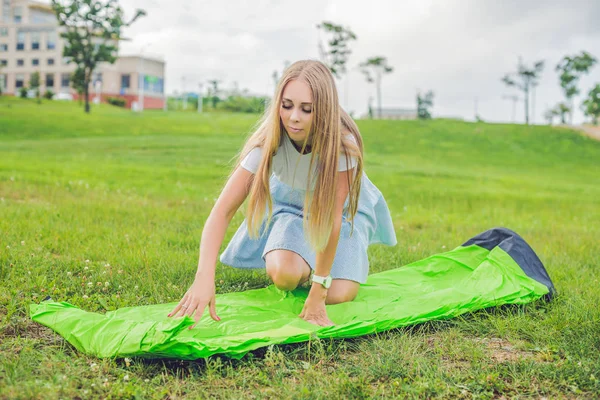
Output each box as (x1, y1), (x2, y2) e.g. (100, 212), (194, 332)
(107, 97), (126, 107)
(43, 90), (54, 100)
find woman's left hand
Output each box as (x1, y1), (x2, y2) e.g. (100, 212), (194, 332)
(299, 293), (334, 327)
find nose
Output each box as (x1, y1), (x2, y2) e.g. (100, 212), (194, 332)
(290, 107), (300, 122)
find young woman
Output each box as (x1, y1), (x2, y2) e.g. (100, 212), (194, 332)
(168, 60), (396, 327)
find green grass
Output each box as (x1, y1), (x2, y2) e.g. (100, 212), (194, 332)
(1, 96), (600, 399)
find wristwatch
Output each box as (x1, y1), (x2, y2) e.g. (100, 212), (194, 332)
(311, 274), (332, 289)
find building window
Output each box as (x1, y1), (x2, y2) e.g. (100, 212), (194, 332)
(140, 75), (165, 94)
(32, 58), (39, 66)
(47, 58), (54, 66)
(17, 31), (25, 50)
(13, 6), (23, 23)
(0, 59), (6, 67)
(45, 73), (54, 88)
(0, 43), (7, 52)
(16, 74), (25, 88)
(0, 74), (6, 92)
(17, 59), (24, 66)
(31, 32), (40, 50)
(31, 9), (56, 24)
(47, 31), (56, 50)
(0, 27), (7, 36)
(61, 73), (70, 88)
(2, 0), (9, 23)
(121, 74), (130, 89)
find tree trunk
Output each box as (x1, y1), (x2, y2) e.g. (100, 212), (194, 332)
(569, 99), (574, 125)
(84, 80), (90, 113)
(524, 85), (529, 125)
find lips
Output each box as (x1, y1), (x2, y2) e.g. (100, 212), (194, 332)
(288, 126), (302, 133)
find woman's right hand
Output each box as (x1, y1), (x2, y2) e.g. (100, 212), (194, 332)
(167, 277), (220, 329)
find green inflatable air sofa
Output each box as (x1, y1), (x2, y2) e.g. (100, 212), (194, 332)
(30, 227), (555, 360)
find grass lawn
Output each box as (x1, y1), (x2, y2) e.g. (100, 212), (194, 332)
(1, 97), (599, 399)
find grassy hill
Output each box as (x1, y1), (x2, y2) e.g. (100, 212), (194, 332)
(1, 97), (599, 398)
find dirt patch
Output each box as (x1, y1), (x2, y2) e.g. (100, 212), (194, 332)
(472, 337), (533, 363)
(559, 124), (600, 140)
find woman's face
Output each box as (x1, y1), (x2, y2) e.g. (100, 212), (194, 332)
(279, 79), (314, 147)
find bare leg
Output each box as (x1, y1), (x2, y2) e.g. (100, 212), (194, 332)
(265, 249), (311, 291)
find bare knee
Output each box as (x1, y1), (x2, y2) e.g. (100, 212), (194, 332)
(325, 280), (360, 305)
(265, 250), (310, 291)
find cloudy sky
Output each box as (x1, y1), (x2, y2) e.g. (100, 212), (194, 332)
(112, 0), (598, 123)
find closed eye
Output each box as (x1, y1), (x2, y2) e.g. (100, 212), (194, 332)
(281, 104), (312, 113)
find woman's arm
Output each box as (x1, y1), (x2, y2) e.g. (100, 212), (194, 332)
(300, 168), (352, 326)
(196, 167), (255, 280)
(169, 166), (255, 327)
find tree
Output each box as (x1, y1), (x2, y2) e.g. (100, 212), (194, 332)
(51, 0), (146, 113)
(30, 71), (41, 99)
(556, 51), (597, 124)
(207, 79), (221, 109)
(543, 107), (558, 125)
(416, 90), (434, 120)
(582, 84), (600, 125)
(71, 67), (86, 104)
(359, 57), (393, 119)
(553, 102), (571, 124)
(501, 57), (544, 125)
(316, 21), (357, 79)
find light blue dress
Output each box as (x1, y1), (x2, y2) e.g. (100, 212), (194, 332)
(219, 170), (397, 283)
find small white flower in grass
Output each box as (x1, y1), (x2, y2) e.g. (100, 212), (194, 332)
(90, 363), (98, 371)
(21, 241), (25, 245)
(82, 295), (88, 299)
(123, 374), (129, 381)
(91, 383), (95, 387)
(87, 282), (93, 287)
(118, 285), (122, 289)
(144, 379), (149, 383)
(442, 245), (446, 249)
(118, 270), (123, 274)
(105, 263), (110, 267)
(84, 266), (89, 271)
(124, 357), (131, 367)
(6, 246), (9, 249)
(104, 282), (109, 287)
(134, 285), (139, 290)
(67, 272), (72, 276)
(85, 259), (90, 263)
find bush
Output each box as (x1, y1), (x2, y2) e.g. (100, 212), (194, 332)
(19, 87), (28, 98)
(107, 97), (126, 107)
(43, 90), (54, 100)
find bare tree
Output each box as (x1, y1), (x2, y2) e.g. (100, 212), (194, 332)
(316, 21), (357, 79)
(501, 57), (544, 125)
(359, 57), (393, 119)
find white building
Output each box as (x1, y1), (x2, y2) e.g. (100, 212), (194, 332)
(0, 0), (165, 109)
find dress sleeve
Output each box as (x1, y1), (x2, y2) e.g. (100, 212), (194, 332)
(338, 135), (358, 172)
(240, 147), (263, 174)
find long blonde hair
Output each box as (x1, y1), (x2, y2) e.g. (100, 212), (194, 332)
(228, 60), (364, 252)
